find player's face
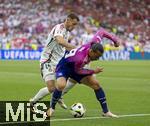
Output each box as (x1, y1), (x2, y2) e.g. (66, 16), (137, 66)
(66, 18), (78, 32)
(89, 50), (103, 61)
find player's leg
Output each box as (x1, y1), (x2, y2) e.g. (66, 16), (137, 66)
(30, 87), (49, 104)
(58, 78), (77, 109)
(30, 79), (55, 102)
(62, 78), (77, 95)
(30, 82), (55, 113)
(47, 77), (67, 117)
(80, 75), (118, 118)
(30, 69), (56, 113)
(80, 75), (108, 113)
(30, 62), (55, 103)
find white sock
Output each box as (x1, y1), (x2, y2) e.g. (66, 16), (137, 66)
(62, 80), (76, 96)
(31, 87), (49, 103)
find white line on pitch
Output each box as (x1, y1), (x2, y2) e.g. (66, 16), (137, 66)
(0, 113), (150, 125)
(51, 113), (150, 122)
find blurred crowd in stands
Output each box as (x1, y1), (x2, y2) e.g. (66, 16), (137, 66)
(0, 0), (149, 52)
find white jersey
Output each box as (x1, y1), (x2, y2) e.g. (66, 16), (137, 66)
(40, 23), (70, 70)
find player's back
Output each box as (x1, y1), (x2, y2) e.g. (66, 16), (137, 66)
(56, 43), (95, 76)
(58, 43), (91, 69)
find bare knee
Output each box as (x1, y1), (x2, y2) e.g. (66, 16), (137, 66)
(57, 83), (66, 91)
(56, 77), (67, 91)
(46, 80), (55, 93)
(91, 82), (100, 90)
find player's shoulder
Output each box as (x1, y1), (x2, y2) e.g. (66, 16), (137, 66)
(76, 44), (90, 56)
(55, 23), (65, 30)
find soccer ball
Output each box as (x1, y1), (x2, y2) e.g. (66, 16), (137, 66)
(70, 103), (86, 118)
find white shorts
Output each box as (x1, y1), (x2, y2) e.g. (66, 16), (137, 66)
(40, 62), (55, 82)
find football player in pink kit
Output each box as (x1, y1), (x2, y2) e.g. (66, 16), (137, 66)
(45, 29), (119, 117)
(61, 28), (119, 100)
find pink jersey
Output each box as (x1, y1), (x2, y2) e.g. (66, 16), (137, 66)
(58, 28), (118, 75)
(62, 44), (94, 75)
(89, 28), (118, 44)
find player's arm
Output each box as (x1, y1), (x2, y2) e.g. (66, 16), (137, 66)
(55, 36), (75, 51)
(76, 67), (103, 75)
(75, 66), (103, 76)
(99, 28), (119, 47)
(92, 28), (120, 47)
(73, 56), (102, 75)
(76, 68), (95, 75)
(53, 24), (76, 51)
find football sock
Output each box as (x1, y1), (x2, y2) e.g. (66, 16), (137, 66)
(62, 80), (76, 96)
(94, 88), (109, 113)
(50, 89), (62, 109)
(31, 87), (49, 103)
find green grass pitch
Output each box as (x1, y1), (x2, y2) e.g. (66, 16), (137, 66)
(0, 60), (150, 126)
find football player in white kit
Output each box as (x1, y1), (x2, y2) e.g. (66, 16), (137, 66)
(30, 13), (79, 111)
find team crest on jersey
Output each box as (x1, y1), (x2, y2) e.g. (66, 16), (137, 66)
(58, 72), (63, 76)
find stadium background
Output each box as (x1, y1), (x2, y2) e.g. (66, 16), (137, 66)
(0, 0), (150, 126)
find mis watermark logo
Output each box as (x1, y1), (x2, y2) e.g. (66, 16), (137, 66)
(0, 101), (50, 126)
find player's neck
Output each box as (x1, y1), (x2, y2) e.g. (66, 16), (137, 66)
(64, 22), (67, 29)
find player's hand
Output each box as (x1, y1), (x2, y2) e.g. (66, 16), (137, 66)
(114, 41), (119, 47)
(94, 67), (103, 74)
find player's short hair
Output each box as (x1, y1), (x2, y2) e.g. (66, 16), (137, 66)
(91, 43), (104, 54)
(67, 13), (80, 22)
